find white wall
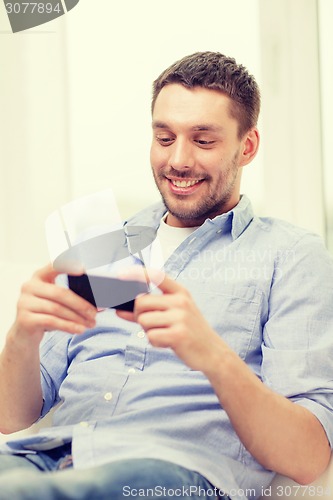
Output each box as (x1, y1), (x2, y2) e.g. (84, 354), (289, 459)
(0, 17), (70, 345)
(0, 13), (70, 266)
(64, 0), (264, 217)
(319, 0), (333, 251)
(259, 0), (324, 236)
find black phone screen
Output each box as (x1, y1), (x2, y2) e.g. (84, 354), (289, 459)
(68, 274), (149, 311)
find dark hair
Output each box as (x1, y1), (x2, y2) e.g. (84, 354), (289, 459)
(152, 51), (260, 138)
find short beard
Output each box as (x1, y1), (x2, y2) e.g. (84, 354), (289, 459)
(152, 152), (240, 226)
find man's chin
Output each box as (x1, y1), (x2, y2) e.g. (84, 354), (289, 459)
(165, 205), (208, 227)
(164, 201), (197, 219)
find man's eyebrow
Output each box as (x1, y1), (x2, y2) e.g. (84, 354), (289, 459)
(191, 125), (224, 132)
(152, 121), (223, 132)
(152, 121), (169, 129)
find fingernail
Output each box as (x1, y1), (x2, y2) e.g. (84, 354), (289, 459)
(86, 309), (96, 319)
(75, 324), (86, 333)
(86, 319), (96, 328)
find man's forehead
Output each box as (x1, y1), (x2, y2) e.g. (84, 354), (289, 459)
(151, 86), (237, 134)
(152, 84), (234, 122)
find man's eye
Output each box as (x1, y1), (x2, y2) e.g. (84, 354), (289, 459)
(195, 139), (215, 146)
(156, 136), (174, 145)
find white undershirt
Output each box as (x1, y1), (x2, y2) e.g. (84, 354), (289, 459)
(153, 213), (199, 264)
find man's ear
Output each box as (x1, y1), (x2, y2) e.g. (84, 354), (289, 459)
(239, 128), (260, 166)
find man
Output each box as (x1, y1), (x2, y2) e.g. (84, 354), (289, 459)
(0, 52), (332, 500)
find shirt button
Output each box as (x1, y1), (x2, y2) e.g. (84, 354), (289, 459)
(104, 392), (113, 401)
(137, 330), (145, 339)
(128, 368), (136, 374)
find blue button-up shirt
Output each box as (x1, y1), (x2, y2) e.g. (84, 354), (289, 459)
(3, 195), (333, 500)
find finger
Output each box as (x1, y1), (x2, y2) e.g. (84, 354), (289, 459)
(33, 262), (85, 285)
(119, 266), (185, 295)
(150, 273), (190, 297)
(115, 309), (136, 322)
(117, 266), (162, 297)
(117, 265), (165, 286)
(145, 328), (176, 348)
(33, 263), (61, 284)
(20, 295), (96, 329)
(19, 311), (91, 335)
(21, 279), (96, 322)
(135, 310), (173, 330)
(154, 273), (189, 295)
(134, 291), (190, 316)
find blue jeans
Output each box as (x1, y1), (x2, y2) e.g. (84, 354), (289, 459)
(0, 445), (229, 499)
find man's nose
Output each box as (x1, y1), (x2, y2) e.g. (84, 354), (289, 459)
(169, 139), (194, 169)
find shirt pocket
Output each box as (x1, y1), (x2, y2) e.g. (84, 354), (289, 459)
(193, 283), (262, 360)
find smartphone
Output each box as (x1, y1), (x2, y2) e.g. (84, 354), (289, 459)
(68, 274), (149, 311)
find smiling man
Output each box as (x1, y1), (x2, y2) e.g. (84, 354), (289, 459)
(0, 52), (333, 500)
(150, 83), (258, 227)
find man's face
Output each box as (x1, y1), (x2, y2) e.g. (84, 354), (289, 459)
(150, 84), (256, 227)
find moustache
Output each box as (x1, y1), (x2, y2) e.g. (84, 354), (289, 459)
(163, 167), (208, 180)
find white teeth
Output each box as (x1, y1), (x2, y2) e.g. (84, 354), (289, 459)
(172, 179), (200, 188)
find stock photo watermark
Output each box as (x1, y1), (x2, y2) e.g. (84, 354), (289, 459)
(122, 484), (333, 498)
(122, 485), (254, 498)
(2, 0), (79, 32)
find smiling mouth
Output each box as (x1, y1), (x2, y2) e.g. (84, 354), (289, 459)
(165, 177), (205, 196)
(170, 179), (202, 188)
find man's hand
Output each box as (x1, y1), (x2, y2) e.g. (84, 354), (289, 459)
(0, 263), (97, 433)
(13, 263), (97, 346)
(116, 270), (223, 373)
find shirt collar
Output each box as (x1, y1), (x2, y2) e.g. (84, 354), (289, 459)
(124, 194), (254, 242)
(207, 194), (254, 241)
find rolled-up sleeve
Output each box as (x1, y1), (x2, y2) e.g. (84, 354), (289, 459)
(39, 330), (71, 418)
(261, 233), (333, 447)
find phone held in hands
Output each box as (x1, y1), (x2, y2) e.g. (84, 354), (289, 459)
(68, 274), (149, 312)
